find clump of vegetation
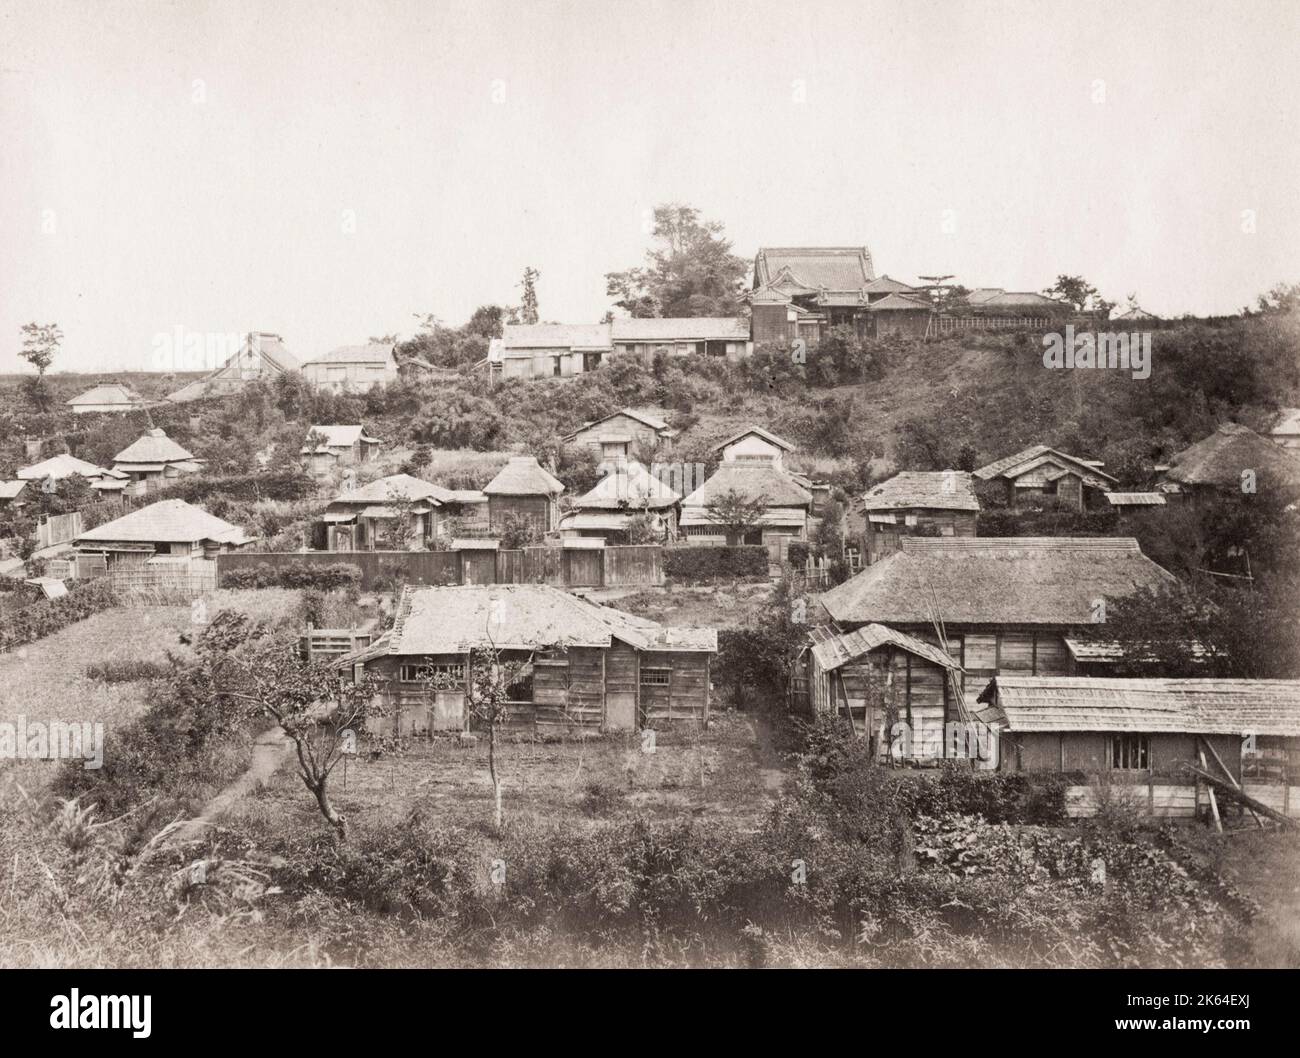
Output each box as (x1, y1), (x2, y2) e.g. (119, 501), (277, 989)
(84, 658), (172, 683)
(221, 561), (363, 593)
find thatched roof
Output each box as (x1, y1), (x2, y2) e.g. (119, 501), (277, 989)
(974, 444), (1116, 486)
(113, 429), (194, 465)
(819, 536), (1175, 627)
(573, 459), (680, 510)
(356, 584), (715, 657)
(808, 622), (961, 673)
(66, 383), (144, 408)
(682, 462), (812, 509)
(76, 499), (252, 545)
(17, 454), (119, 481)
(1164, 423), (1300, 490)
(977, 675), (1300, 737)
(330, 473), (455, 506)
(483, 456), (565, 497)
(862, 471), (979, 512)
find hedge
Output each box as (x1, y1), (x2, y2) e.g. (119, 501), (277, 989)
(663, 545), (769, 583)
(0, 579), (119, 654)
(155, 468), (314, 504)
(220, 561), (363, 591)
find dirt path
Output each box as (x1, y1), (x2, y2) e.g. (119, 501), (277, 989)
(745, 715), (787, 795)
(170, 728), (292, 843)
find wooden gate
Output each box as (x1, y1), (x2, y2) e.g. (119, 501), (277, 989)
(564, 548), (603, 587)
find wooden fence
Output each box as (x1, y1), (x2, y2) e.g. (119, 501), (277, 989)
(217, 544), (665, 590)
(108, 559), (218, 599)
(36, 511), (83, 550)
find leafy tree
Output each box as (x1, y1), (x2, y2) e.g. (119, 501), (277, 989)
(497, 511), (542, 549)
(1043, 275), (1102, 313)
(705, 486), (769, 545)
(19, 321), (61, 377)
(519, 267), (541, 325)
(605, 203), (748, 318)
(1256, 281), (1300, 316)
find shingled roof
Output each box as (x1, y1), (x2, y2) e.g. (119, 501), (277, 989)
(819, 536), (1176, 627)
(682, 462), (813, 509)
(75, 499), (252, 545)
(754, 247), (875, 291)
(113, 429), (194, 465)
(861, 471), (980, 512)
(974, 444), (1117, 486)
(1164, 423), (1300, 490)
(357, 584), (716, 657)
(808, 622), (961, 673)
(483, 456), (565, 497)
(976, 675), (1300, 737)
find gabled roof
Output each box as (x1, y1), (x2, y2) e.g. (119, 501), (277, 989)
(302, 424), (382, 452)
(1165, 423), (1300, 490)
(75, 499), (253, 546)
(500, 323), (613, 351)
(164, 380), (214, 404)
(974, 444), (1117, 486)
(482, 456), (565, 497)
(611, 318), (750, 342)
(862, 471), (980, 512)
(17, 454), (118, 481)
(1113, 305), (1158, 321)
(863, 275), (919, 295)
(66, 383), (145, 407)
(562, 407), (674, 442)
(1103, 492), (1166, 507)
(330, 473), (455, 507)
(572, 459), (680, 510)
(367, 584), (716, 656)
(304, 342), (396, 366)
(682, 462), (812, 509)
(808, 622), (961, 673)
(819, 536), (1176, 627)
(754, 247), (875, 291)
(715, 425), (796, 454)
(976, 675), (1300, 737)
(867, 293), (933, 312)
(0, 480), (27, 500)
(1270, 408), (1300, 436)
(113, 429), (194, 465)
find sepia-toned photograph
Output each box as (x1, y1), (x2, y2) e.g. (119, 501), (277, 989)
(1, 0), (1297, 1029)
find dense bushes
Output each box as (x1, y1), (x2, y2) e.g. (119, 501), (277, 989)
(220, 561), (363, 592)
(664, 545), (768, 583)
(155, 467), (314, 504)
(977, 507), (1119, 537)
(84, 658), (173, 683)
(0, 580), (118, 653)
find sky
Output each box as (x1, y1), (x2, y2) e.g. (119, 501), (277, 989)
(2, 0), (1298, 373)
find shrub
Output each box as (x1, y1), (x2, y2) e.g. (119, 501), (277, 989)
(84, 658), (173, 683)
(664, 545), (768, 583)
(0, 579), (118, 654)
(220, 561), (363, 592)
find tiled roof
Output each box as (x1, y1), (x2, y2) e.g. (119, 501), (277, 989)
(1165, 423), (1300, 490)
(75, 499), (252, 545)
(819, 537), (1176, 627)
(754, 247), (875, 290)
(611, 318), (750, 342)
(863, 275), (919, 295)
(483, 456), (565, 496)
(861, 471), (980, 512)
(977, 675), (1300, 737)
(113, 429), (194, 465)
(867, 293), (934, 312)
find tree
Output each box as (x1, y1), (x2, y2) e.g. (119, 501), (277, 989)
(519, 267), (541, 325)
(383, 484), (420, 550)
(705, 486), (769, 545)
(1256, 281), (1300, 316)
(1043, 274), (1107, 314)
(19, 321), (61, 377)
(605, 203), (748, 318)
(497, 511), (542, 549)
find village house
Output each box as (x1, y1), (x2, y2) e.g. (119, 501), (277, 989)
(73, 498), (255, 566)
(558, 458), (681, 543)
(562, 408), (677, 462)
(973, 444), (1117, 511)
(65, 382), (149, 415)
(679, 461), (812, 550)
(338, 583), (717, 735)
(0, 480), (27, 509)
(487, 323), (613, 380)
(975, 675), (1300, 820)
(15, 453), (130, 499)
(716, 425), (795, 468)
(301, 342), (399, 393)
(816, 536), (1177, 698)
(609, 317), (752, 361)
(300, 425), (383, 478)
(316, 473), (487, 551)
(858, 470), (980, 564)
(962, 289), (1073, 320)
(1269, 408), (1300, 451)
(111, 428), (203, 493)
(166, 332), (301, 403)
(796, 622), (967, 761)
(483, 456), (565, 533)
(1159, 422), (1300, 497)
(866, 292), (935, 338)
(1102, 491), (1167, 519)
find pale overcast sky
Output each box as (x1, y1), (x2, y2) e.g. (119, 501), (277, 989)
(2, 0), (1298, 372)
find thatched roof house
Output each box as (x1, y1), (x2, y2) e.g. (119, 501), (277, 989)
(1161, 423), (1300, 494)
(483, 456), (565, 533)
(680, 461), (813, 546)
(112, 428), (201, 492)
(559, 459), (681, 542)
(74, 498), (254, 563)
(66, 383), (148, 414)
(858, 470), (980, 563)
(340, 583), (717, 734)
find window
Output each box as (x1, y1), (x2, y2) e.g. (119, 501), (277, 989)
(641, 668), (671, 687)
(505, 668), (534, 703)
(400, 661), (465, 685)
(1110, 734), (1150, 770)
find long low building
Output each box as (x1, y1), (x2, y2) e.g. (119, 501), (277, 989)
(73, 498), (255, 565)
(976, 675), (1300, 819)
(339, 584), (717, 734)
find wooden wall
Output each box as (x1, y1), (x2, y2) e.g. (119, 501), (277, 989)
(489, 494), (554, 532)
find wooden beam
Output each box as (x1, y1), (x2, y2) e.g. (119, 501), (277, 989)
(1199, 747), (1223, 832)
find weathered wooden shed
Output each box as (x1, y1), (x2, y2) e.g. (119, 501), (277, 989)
(483, 456), (565, 533)
(858, 470), (980, 564)
(973, 444), (1116, 512)
(976, 675), (1300, 819)
(340, 583), (716, 736)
